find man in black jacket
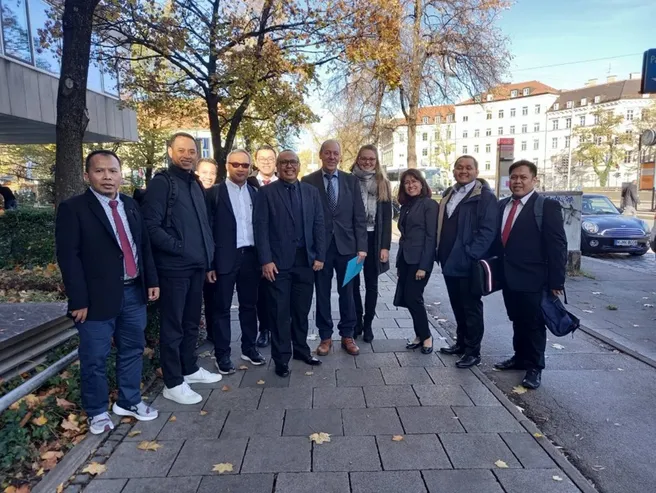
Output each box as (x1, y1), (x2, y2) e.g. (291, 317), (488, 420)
(494, 160), (567, 389)
(437, 156), (498, 369)
(141, 133), (222, 405)
(56, 150), (160, 434)
(302, 140), (368, 357)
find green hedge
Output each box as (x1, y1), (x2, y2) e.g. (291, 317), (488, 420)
(0, 207), (56, 269)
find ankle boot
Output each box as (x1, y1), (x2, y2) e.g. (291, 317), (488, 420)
(362, 317), (374, 343)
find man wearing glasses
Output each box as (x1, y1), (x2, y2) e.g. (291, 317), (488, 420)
(206, 150), (266, 375)
(254, 150), (326, 377)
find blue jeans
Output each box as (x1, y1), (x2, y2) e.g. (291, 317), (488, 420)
(76, 285), (147, 418)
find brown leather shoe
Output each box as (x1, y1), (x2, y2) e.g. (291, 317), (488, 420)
(316, 339), (332, 356)
(341, 337), (360, 356)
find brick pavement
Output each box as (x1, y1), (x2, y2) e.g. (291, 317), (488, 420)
(76, 275), (584, 493)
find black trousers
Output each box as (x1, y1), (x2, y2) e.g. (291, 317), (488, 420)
(444, 276), (484, 357)
(315, 239), (356, 340)
(502, 289), (545, 370)
(257, 280), (271, 334)
(396, 253), (431, 341)
(203, 281), (216, 343)
(159, 269), (204, 388)
(212, 248), (259, 359)
(354, 231), (379, 325)
(267, 248), (314, 366)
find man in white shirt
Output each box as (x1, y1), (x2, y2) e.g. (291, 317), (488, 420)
(206, 150), (266, 374)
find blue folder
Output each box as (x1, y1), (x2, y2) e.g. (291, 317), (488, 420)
(342, 256), (364, 287)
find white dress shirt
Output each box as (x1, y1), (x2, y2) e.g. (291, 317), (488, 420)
(257, 174), (278, 186)
(502, 189), (536, 232)
(446, 180), (476, 218)
(90, 188), (139, 279)
(226, 178), (255, 248)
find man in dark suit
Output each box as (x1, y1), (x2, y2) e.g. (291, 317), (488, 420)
(494, 160), (567, 389)
(302, 140), (368, 357)
(206, 149), (266, 375)
(254, 150), (326, 377)
(56, 150), (160, 435)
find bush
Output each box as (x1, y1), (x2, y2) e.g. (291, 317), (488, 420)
(0, 207), (56, 269)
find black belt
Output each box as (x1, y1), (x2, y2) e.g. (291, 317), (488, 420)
(238, 246), (255, 253)
(123, 278), (138, 286)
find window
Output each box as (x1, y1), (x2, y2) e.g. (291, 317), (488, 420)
(510, 108), (516, 117)
(486, 128), (492, 136)
(487, 94), (494, 102)
(1, 0), (33, 63)
(533, 139), (539, 150)
(521, 141), (527, 151)
(399, 133), (405, 142)
(486, 112), (492, 120)
(580, 98), (587, 106)
(594, 114), (600, 125)
(521, 124), (527, 134)
(510, 125), (515, 134)
(554, 103), (560, 110)
(566, 118), (572, 129)
(29, 0), (61, 74)
(595, 136), (603, 145)
(434, 131), (439, 140)
(463, 115), (469, 122)
(447, 114), (454, 122)
(523, 88), (530, 96)
(498, 109), (504, 118)
(594, 95), (601, 104)
(199, 138), (211, 158)
(562, 156), (569, 167)
(462, 130), (468, 138)
(474, 95), (481, 102)
(579, 115), (586, 126)
(624, 151), (633, 163)
(534, 122), (540, 132)
(498, 126), (503, 135)
(566, 101), (573, 109)
(435, 116), (441, 124)
(614, 136), (620, 145)
(626, 109), (634, 121)
(552, 137), (558, 149)
(462, 145), (468, 153)
(446, 129), (452, 139)
(422, 133), (428, 141)
(552, 120), (559, 130)
(485, 144), (491, 153)
(535, 104), (541, 114)
(564, 136), (570, 148)
(474, 129), (480, 138)
(422, 148), (428, 156)
(511, 89), (518, 98)
(422, 117), (429, 124)
(474, 145), (479, 153)
(485, 161), (491, 171)
(522, 106), (528, 116)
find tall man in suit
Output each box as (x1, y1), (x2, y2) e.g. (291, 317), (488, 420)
(302, 140), (368, 356)
(56, 150), (160, 435)
(206, 150), (266, 375)
(494, 160), (567, 389)
(254, 150), (326, 377)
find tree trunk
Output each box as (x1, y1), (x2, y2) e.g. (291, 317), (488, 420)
(54, 0), (100, 207)
(206, 95), (226, 181)
(405, 0), (423, 169)
(145, 166), (153, 185)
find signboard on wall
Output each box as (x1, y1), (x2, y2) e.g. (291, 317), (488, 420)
(639, 161), (655, 191)
(495, 138), (515, 197)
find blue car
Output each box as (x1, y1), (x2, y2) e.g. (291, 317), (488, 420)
(580, 194), (651, 256)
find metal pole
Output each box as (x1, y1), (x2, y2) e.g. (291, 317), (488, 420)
(0, 350), (78, 414)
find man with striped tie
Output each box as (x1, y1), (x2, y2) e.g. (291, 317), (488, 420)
(302, 140), (368, 357)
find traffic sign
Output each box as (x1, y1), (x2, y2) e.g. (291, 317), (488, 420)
(641, 49), (656, 94)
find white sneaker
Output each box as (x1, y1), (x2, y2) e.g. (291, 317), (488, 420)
(89, 412), (115, 435)
(162, 382), (202, 405)
(184, 367), (222, 384)
(112, 401), (159, 421)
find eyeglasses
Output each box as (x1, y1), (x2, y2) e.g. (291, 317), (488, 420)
(278, 160), (300, 167)
(229, 162), (250, 169)
(358, 157), (376, 163)
(257, 157), (276, 163)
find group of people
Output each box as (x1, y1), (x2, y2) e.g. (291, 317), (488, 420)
(55, 132), (567, 436)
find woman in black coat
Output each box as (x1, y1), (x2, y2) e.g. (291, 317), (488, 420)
(350, 145), (393, 342)
(394, 169), (438, 353)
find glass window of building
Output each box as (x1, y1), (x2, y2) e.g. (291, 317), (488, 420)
(522, 106), (528, 116)
(521, 141), (527, 151)
(28, 0), (60, 74)
(498, 126), (503, 135)
(498, 109), (504, 118)
(552, 119), (559, 130)
(486, 112), (492, 120)
(2, 0), (33, 63)
(485, 144), (491, 153)
(474, 145), (479, 153)
(486, 128), (491, 136)
(509, 125), (515, 134)
(534, 104), (540, 114)
(534, 122), (540, 132)
(552, 137), (558, 149)
(199, 138), (211, 158)
(463, 115), (469, 122)
(422, 132), (428, 141)
(422, 148), (428, 156)
(462, 130), (468, 138)
(579, 115), (586, 126)
(485, 161), (491, 171)
(474, 129), (480, 137)
(533, 139), (539, 150)
(462, 145), (468, 153)
(510, 108), (516, 117)
(422, 116), (429, 124)
(521, 124), (527, 133)
(566, 118), (572, 129)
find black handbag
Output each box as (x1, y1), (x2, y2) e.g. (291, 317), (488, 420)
(470, 256), (502, 297)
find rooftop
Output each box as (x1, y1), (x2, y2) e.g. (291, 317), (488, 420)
(388, 105), (455, 127)
(548, 77), (656, 111)
(457, 80), (559, 106)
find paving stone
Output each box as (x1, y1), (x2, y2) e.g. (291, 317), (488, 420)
(288, 368), (336, 388)
(150, 389), (210, 412)
(312, 352), (358, 369)
(439, 433), (521, 469)
(371, 318), (399, 329)
(354, 352), (400, 368)
(313, 387), (366, 409)
(413, 384), (474, 406)
(241, 436), (311, 473)
(283, 408), (344, 436)
(122, 477), (202, 493)
(220, 409), (284, 438)
(336, 368), (384, 387)
(394, 351), (446, 367)
(394, 318), (415, 328)
(103, 440), (184, 478)
(500, 432), (557, 468)
(422, 470), (504, 493)
(452, 406), (524, 433)
(397, 406), (465, 434)
(426, 367), (480, 385)
(342, 407), (403, 435)
(371, 339), (413, 353)
(197, 474), (275, 493)
(72, 474), (91, 485)
(377, 434), (451, 470)
(123, 412), (172, 441)
(157, 410), (228, 440)
(275, 472), (350, 493)
(90, 456), (107, 465)
(203, 387), (262, 412)
(168, 438), (247, 476)
(381, 367), (433, 385)
(240, 367), (290, 388)
(258, 387), (313, 410)
(350, 471), (427, 493)
(376, 310), (410, 319)
(63, 486), (81, 493)
(494, 469), (581, 493)
(312, 436), (381, 471)
(355, 342), (375, 353)
(363, 385), (420, 407)
(383, 328), (416, 340)
(193, 360), (244, 388)
(460, 382), (502, 406)
(82, 479), (127, 493)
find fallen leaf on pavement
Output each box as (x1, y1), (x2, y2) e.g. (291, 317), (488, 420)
(41, 451), (63, 461)
(168, 416), (177, 422)
(57, 484), (64, 493)
(256, 380), (265, 385)
(309, 432), (331, 444)
(137, 441), (162, 451)
(238, 365), (249, 370)
(512, 386), (527, 395)
(32, 414), (48, 426)
(592, 292), (601, 295)
(56, 398), (76, 410)
(304, 372), (314, 376)
(515, 405), (525, 413)
(200, 410), (208, 416)
(36, 468), (45, 477)
(552, 475), (563, 481)
(212, 463), (233, 473)
(221, 385), (231, 391)
(120, 417), (133, 424)
(494, 460), (509, 468)
(533, 432), (543, 438)
(5, 486), (31, 493)
(551, 343), (565, 350)
(617, 368), (624, 371)
(143, 347), (155, 359)
(82, 462), (107, 476)
(582, 309), (594, 313)
(633, 324), (640, 327)
(391, 435), (404, 441)
(127, 430), (142, 437)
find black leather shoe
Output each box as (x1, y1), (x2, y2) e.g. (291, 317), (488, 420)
(362, 321), (374, 343)
(522, 369), (542, 389)
(455, 355), (481, 368)
(421, 345), (433, 355)
(406, 340), (422, 350)
(275, 364), (290, 378)
(494, 357), (524, 371)
(256, 331), (271, 348)
(294, 355), (323, 366)
(440, 344), (464, 355)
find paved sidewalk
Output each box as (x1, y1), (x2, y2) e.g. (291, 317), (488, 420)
(74, 274), (585, 493)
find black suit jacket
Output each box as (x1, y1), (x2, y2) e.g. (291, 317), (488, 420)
(254, 180), (326, 269)
(206, 181), (258, 275)
(496, 192), (567, 292)
(301, 169), (367, 256)
(397, 197), (439, 272)
(55, 189), (158, 321)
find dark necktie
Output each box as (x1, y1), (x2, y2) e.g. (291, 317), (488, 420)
(501, 199), (521, 246)
(325, 174), (337, 211)
(288, 183), (304, 246)
(109, 200), (137, 278)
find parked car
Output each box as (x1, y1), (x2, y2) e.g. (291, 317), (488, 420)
(580, 194), (651, 256)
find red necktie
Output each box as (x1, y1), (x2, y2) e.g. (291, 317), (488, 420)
(263, 179), (271, 185)
(109, 200), (138, 278)
(501, 199), (521, 246)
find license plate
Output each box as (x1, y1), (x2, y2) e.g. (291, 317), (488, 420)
(615, 240), (638, 246)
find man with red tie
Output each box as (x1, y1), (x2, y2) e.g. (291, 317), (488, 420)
(56, 150), (160, 434)
(494, 160), (567, 389)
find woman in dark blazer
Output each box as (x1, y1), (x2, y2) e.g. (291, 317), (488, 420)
(394, 169), (438, 353)
(350, 145), (393, 342)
